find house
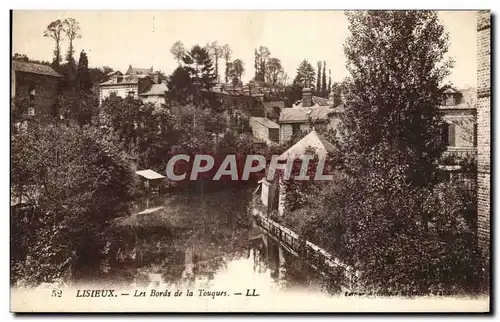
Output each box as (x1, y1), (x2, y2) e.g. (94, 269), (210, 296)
(439, 87), (477, 161)
(98, 65), (166, 106)
(139, 83), (168, 107)
(249, 117), (280, 145)
(256, 130), (336, 216)
(278, 87), (343, 144)
(11, 60), (62, 121)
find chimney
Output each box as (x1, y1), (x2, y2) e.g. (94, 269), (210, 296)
(302, 87), (313, 107)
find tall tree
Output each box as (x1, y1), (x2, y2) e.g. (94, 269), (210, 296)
(287, 60), (315, 105)
(170, 41), (186, 65)
(63, 18), (81, 65)
(316, 61), (322, 96)
(207, 41), (223, 83)
(222, 44), (232, 84)
(266, 57), (283, 87)
(76, 50), (92, 92)
(293, 59), (315, 89)
(254, 46), (271, 82)
(328, 69), (332, 96)
(341, 10), (452, 187)
(321, 60), (327, 97)
(227, 58), (244, 85)
(183, 45), (217, 90)
(166, 66), (194, 106)
(43, 19), (65, 67)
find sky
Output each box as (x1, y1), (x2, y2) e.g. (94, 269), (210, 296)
(12, 10), (478, 88)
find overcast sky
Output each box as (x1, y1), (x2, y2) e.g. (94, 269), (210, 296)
(12, 10), (478, 88)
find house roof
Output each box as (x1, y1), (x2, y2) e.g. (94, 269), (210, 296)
(126, 65), (153, 75)
(278, 130), (335, 161)
(293, 96), (330, 108)
(135, 169), (165, 180)
(440, 87), (477, 110)
(12, 60), (62, 77)
(99, 75), (143, 86)
(250, 117), (280, 129)
(279, 106), (334, 123)
(139, 83), (168, 96)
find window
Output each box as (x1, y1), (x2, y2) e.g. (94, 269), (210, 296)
(473, 124), (478, 147)
(128, 91), (135, 98)
(292, 123), (300, 136)
(441, 122), (455, 147)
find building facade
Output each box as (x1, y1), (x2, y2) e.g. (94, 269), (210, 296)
(98, 65), (165, 106)
(439, 87), (477, 161)
(11, 60), (62, 122)
(476, 11), (491, 257)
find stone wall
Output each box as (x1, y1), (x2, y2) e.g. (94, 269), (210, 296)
(476, 10), (490, 256)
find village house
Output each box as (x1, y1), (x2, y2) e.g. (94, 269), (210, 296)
(249, 117), (280, 145)
(439, 87), (477, 161)
(255, 130), (336, 216)
(98, 65), (166, 107)
(11, 60), (62, 121)
(278, 88), (342, 144)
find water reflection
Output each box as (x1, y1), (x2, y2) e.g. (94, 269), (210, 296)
(106, 187), (334, 296)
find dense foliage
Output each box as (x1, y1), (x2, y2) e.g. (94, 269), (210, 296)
(11, 124), (135, 285)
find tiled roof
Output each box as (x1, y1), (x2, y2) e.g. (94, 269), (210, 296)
(126, 66), (153, 75)
(293, 96), (331, 108)
(139, 83), (168, 96)
(440, 87), (477, 110)
(12, 60), (61, 77)
(279, 106), (334, 123)
(99, 75), (141, 86)
(250, 117), (280, 129)
(278, 130), (335, 161)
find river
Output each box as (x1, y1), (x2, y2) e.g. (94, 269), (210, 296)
(96, 185), (334, 296)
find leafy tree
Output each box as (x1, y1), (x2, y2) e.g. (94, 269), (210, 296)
(222, 44), (232, 83)
(341, 10), (452, 187)
(207, 41), (223, 83)
(287, 10), (481, 295)
(11, 123), (135, 285)
(56, 89), (99, 127)
(62, 18), (81, 65)
(166, 66), (194, 106)
(43, 19), (65, 67)
(254, 46), (271, 82)
(100, 95), (179, 171)
(266, 57), (283, 87)
(232, 59), (244, 84)
(12, 53), (29, 61)
(170, 41), (186, 65)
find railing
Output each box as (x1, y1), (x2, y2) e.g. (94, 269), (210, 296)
(250, 205), (357, 291)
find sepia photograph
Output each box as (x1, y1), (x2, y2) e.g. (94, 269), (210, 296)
(10, 9), (491, 312)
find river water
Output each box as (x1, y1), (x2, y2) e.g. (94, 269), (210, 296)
(101, 186), (333, 296)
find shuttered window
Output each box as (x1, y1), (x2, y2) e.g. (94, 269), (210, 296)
(448, 123), (455, 146)
(473, 124), (478, 147)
